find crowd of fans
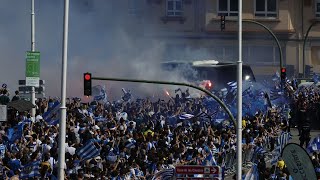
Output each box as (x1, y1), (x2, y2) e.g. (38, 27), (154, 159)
(0, 78), (318, 179)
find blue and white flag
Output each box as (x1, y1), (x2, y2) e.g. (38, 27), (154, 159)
(244, 163), (259, 180)
(272, 72), (280, 81)
(254, 146), (266, 155)
(107, 150), (118, 162)
(43, 101), (60, 125)
(179, 113), (194, 120)
(77, 140), (100, 160)
(20, 161), (41, 179)
(151, 168), (175, 180)
(7, 123), (24, 143)
(122, 88), (132, 102)
(202, 151), (217, 166)
(278, 132), (291, 153)
(226, 81), (237, 103)
(271, 145), (281, 165)
(307, 135), (320, 154)
(92, 85), (107, 102)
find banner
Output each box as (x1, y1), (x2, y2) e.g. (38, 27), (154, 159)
(281, 143), (317, 180)
(25, 51), (40, 87)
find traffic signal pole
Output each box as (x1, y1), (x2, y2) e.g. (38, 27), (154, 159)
(91, 76), (236, 128)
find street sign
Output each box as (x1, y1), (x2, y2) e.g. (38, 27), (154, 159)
(176, 178), (221, 180)
(26, 51), (40, 87)
(19, 79), (45, 86)
(0, 105), (7, 121)
(18, 86), (45, 93)
(175, 166), (220, 175)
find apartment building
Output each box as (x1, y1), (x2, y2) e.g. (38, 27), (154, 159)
(105, 0), (320, 78)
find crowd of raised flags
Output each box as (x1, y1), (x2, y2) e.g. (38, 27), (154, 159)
(0, 73), (319, 179)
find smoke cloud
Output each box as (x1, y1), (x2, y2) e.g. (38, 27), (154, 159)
(0, 0), (217, 100)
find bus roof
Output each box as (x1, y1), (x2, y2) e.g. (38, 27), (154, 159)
(161, 60), (249, 67)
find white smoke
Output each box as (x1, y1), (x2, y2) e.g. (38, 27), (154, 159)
(0, 0), (218, 100)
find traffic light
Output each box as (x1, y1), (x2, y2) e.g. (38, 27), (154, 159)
(220, 16), (225, 31)
(280, 67), (286, 81)
(84, 73), (92, 96)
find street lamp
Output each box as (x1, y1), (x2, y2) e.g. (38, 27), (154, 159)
(303, 21), (319, 78)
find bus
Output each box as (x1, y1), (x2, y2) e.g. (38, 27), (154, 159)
(161, 60), (256, 90)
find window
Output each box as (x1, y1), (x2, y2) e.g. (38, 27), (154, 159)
(218, 0), (238, 16)
(255, 0), (277, 18)
(167, 0), (183, 16)
(316, 0), (320, 17)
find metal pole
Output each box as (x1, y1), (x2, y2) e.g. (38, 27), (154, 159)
(303, 21), (318, 78)
(58, 0), (69, 179)
(31, 0), (36, 118)
(242, 20), (283, 71)
(236, 0), (243, 179)
(91, 77), (236, 127)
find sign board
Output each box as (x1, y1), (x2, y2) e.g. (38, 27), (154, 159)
(281, 143), (317, 180)
(0, 105), (7, 121)
(19, 80), (45, 86)
(176, 166), (220, 175)
(175, 166), (222, 180)
(26, 51), (40, 87)
(176, 178), (221, 180)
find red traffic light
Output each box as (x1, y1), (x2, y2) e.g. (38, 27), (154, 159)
(281, 68), (286, 73)
(84, 74), (91, 80)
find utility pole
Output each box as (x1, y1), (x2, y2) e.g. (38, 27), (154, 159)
(236, 0), (243, 179)
(31, 0), (36, 119)
(58, 0), (69, 179)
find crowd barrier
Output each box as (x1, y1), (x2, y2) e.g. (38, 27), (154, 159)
(153, 132), (290, 179)
(218, 133), (282, 177)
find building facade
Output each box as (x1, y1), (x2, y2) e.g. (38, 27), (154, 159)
(103, 0), (320, 79)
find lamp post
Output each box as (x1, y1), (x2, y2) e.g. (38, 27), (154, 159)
(30, 0), (36, 119)
(242, 19), (284, 72)
(303, 21), (319, 78)
(58, 0), (69, 179)
(237, 0), (243, 179)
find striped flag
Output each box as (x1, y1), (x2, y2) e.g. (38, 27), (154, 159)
(179, 113), (194, 120)
(202, 151), (217, 166)
(278, 132), (291, 152)
(307, 135), (320, 153)
(20, 161), (41, 179)
(244, 163), (259, 180)
(152, 168), (175, 180)
(77, 140), (100, 160)
(254, 146), (266, 155)
(43, 101), (61, 125)
(92, 85), (107, 102)
(271, 146), (281, 165)
(270, 132), (291, 165)
(226, 81), (237, 103)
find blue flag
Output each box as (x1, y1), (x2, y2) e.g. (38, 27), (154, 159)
(77, 140), (100, 160)
(20, 161), (41, 179)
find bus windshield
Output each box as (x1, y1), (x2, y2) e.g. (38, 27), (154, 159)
(161, 61), (256, 90)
